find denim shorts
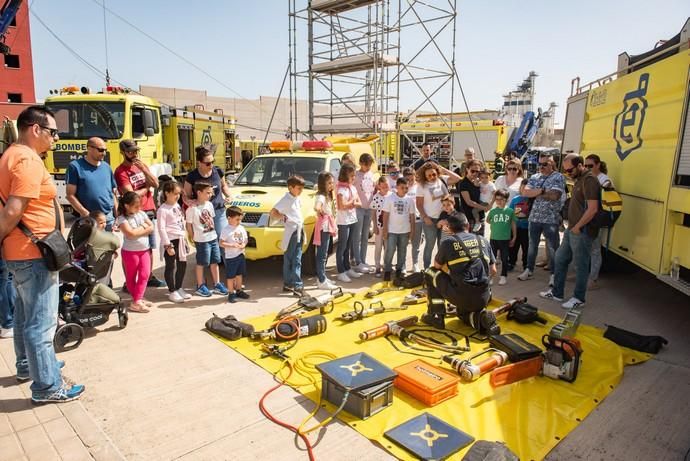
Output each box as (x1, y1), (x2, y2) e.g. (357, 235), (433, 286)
(195, 240), (222, 266)
(224, 254), (247, 278)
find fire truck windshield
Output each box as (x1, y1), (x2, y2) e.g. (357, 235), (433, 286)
(234, 156), (324, 188)
(45, 101), (125, 140)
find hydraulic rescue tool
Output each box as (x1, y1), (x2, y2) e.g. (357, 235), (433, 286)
(251, 315), (328, 342)
(339, 300), (408, 322)
(359, 316), (471, 353)
(490, 297), (528, 317)
(489, 335), (582, 387)
(365, 285), (406, 299)
(402, 289), (427, 305)
(549, 307), (583, 338)
(274, 287), (351, 320)
(442, 349), (509, 382)
(359, 316), (419, 341)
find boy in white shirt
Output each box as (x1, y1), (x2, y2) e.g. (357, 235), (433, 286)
(270, 175), (306, 296)
(219, 206), (249, 303)
(382, 177), (416, 281)
(185, 181), (228, 297)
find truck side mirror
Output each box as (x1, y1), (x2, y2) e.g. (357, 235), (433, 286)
(145, 127), (154, 137)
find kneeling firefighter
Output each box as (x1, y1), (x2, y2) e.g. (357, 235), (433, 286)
(422, 214), (500, 335)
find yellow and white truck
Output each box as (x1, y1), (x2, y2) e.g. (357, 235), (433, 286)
(43, 86), (236, 206)
(562, 18), (690, 295)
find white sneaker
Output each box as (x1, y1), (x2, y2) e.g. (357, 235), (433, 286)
(337, 272), (352, 283)
(346, 269), (362, 279)
(517, 269), (533, 281)
(412, 264), (420, 273)
(176, 288), (192, 300)
(354, 263), (371, 274)
(549, 275), (555, 287)
(498, 276), (507, 286)
(539, 290), (564, 302)
(0, 327), (13, 339)
(562, 297), (585, 309)
(317, 280), (338, 290)
(168, 291), (185, 303)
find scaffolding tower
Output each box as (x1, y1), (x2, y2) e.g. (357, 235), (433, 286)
(288, 0), (459, 162)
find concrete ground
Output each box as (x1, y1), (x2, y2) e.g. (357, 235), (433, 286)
(1, 236), (689, 461)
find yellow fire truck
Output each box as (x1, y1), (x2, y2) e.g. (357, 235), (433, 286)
(43, 86), (236, 206)
(562, 18), (690, 295)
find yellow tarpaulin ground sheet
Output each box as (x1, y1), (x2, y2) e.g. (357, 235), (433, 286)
(215, 284), (651, 460)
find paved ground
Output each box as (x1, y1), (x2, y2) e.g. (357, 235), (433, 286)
(1, 237), (689, 461)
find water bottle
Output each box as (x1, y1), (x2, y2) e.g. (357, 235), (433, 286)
(671, 257), (680, 281)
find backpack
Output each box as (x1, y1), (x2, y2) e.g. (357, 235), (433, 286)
(591, 186), (623, 228)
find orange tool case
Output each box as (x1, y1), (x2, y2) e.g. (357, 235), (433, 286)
(393, 359), (459, 406)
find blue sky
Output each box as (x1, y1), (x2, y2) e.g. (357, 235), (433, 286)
(24, 1), (690, 129)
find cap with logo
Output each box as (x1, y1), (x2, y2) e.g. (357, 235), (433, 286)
(119, 139), (140, 152)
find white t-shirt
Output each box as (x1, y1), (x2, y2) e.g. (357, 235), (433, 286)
(384, 193), (415, 234)
(336, 183), (358, 225)
(185, 201), (217, 243)
(370, 191), (391, 229)
(597, 172), (613, 188)
(406, 183), (421, 220)
(314, 194), (335, 233)
(479, 181), (497, 204)
(220, 224), (248, 259)
(273, 192), (303, 251)
(494, 175), (522, 203)
(114, 211), (151, 252)
(416, 178), (448, 219)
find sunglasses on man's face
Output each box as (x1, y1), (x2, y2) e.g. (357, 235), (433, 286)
(563, 166), (575, 174)
(539, 162), (550, 168)
(39, 125), (59, 138)
(200, 161), (213, 167)
(89, 146), (107, 153)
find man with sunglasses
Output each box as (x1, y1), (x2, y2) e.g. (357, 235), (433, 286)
(66, 137), (119, 231)
(518, 153), (565, 284)
(0, 105), (85, 403)
(540, 154), (600, 309)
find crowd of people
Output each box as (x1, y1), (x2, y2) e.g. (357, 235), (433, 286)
(0, 105), (610, 404)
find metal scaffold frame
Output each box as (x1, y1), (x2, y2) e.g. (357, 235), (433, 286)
(288, 0), (459, 164)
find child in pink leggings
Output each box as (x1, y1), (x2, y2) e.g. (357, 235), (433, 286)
(114, 192), (154, 313)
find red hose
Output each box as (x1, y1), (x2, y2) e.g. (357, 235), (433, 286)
(258, 361), (316, 461)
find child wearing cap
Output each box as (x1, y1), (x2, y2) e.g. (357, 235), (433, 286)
(219, 206), (250, 303)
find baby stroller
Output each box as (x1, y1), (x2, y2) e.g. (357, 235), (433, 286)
(54, 217), (128, 351)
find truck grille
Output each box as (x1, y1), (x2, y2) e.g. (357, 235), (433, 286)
(242, 213), (262, 225)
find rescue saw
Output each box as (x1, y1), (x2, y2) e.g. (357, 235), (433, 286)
(490, 335), (582, 387)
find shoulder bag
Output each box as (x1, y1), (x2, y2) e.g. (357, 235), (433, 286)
(0, 196), (70, 271)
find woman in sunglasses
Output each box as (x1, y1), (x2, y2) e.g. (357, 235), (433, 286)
(585, 154), (614, 290)
(458, 159), (490, 235)
(183, 145), (233, 242)
(415, 162), (461, 268)
(494, 159), (524, 203)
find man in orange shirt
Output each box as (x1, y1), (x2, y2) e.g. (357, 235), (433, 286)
(0, 106), (85, 404)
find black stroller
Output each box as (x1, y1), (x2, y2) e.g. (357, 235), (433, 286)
(54, 217), (128, 351)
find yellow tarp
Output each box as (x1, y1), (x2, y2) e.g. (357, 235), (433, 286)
(216, 284), (651, 460)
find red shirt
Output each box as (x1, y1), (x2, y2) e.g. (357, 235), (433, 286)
(114, 163), (155, 212)
(0, 144), (58, 261)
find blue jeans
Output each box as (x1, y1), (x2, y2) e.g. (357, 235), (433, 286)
(527, 222), (561, 273)
(0, 258), (16, 329)
(552, 230), (593, 302)
(351, 208), (371, 266)
(6, 259), (62, 395)
(422, 218), (441, 269)
(336, 223), (356, 274)
(410, 219), (422, 267)
(384, 233), (410, 273)
(214, 207), (227, 245)
(283, 231), (303, 289)
(315, 231), (332, 283)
